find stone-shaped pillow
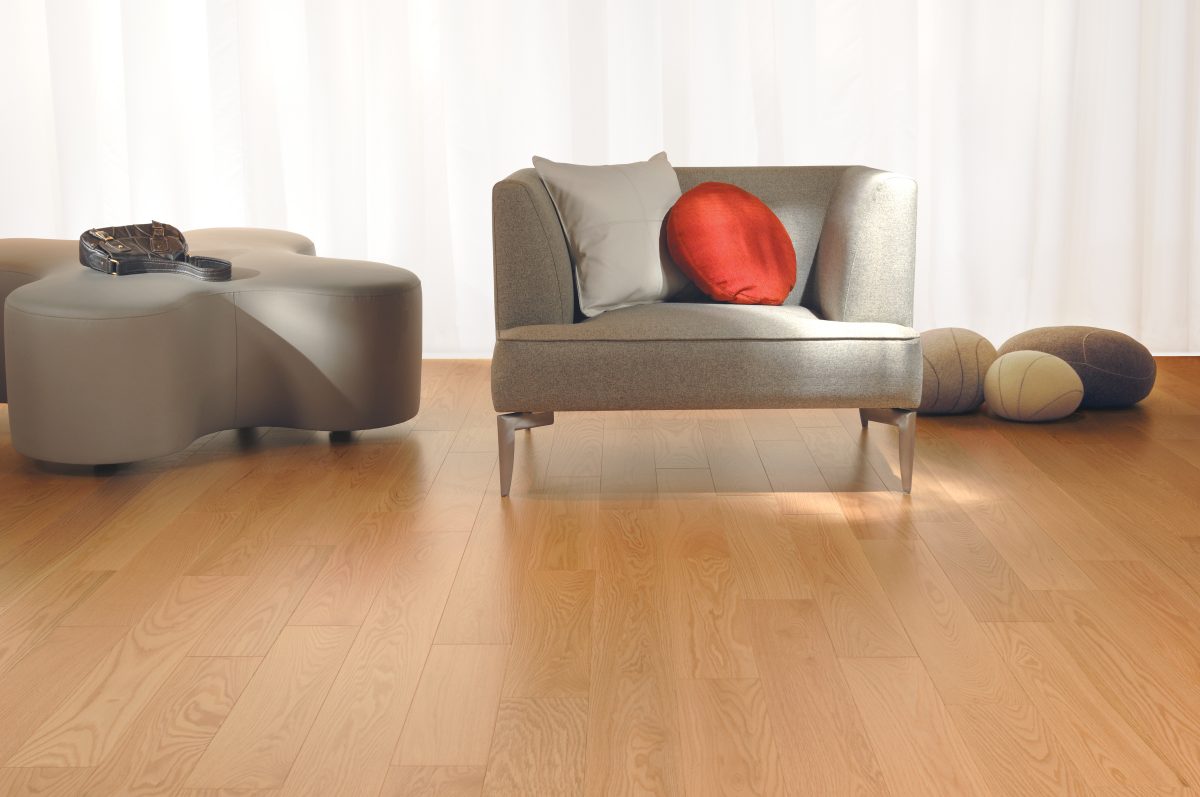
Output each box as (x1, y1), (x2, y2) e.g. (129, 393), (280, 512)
(997, 326), (1155, 408)
(984, 351), (1084, 422)
(918, 327), (996, 415)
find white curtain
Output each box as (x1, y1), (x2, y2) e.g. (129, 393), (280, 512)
(3, 0), (1198, 354)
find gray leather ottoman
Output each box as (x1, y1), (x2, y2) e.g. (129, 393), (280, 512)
(0, 228), (421, 465)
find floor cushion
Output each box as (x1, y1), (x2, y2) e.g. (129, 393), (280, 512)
(997, 326), (1155, 408)
(918, 327), (996, 414)
(984, 350), (1083, 422)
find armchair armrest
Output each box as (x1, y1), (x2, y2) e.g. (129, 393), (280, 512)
(812, 166), (917, 326)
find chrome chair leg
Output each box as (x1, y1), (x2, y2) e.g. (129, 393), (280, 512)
(858, 408), (917, 494)
(497, 411), (555, 497)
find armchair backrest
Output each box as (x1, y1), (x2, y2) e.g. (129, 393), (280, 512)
(493, 164), (914, 331)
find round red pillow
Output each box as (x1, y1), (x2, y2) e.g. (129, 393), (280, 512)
(666, 182), (796, 305)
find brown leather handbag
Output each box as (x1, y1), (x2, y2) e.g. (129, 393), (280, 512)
(79, 221), (232, 281)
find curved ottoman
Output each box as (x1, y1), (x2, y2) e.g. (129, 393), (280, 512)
(0, 228), (421, 465)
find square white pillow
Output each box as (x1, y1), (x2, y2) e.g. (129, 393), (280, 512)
(533, 152), (691, 317)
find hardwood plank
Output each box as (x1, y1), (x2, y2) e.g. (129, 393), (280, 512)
(915, 520), (1051, 621)
(547, 414), (605, 479)
(1048, 591), (1200, 786)
(719, 495), (813, 600)
(658, 496), (757, 678)
(653, 418), (709, 469)
(78, 656), (259, 796)
(600, 427), (658, 494)
(0, 767), (94, 796)
(525, 494), (598, 571)
(483, 698), (587, 796)
(861, 539), (1023, 706)
(394, 645), (508, 766)
(6, 575), (246, 767)
(413, 452), (496, 532)
(677, 678), (785, 797)
(190, 546), (330, 657)
(381, 766), (485, 796)
(0, 568), (111, 674)
(185, 626), (355, 789)
(741, 409), (802, 440)
(840, 657), (991, 796)
(503, 570), (593, 699)
(276, 532), (468, 796)
(980, 621), (1183, 793)
(745, 599), (890, 796)
(655, 467), (716, 493)
(585, 508), (684, 795)
(290, 513), (409, 626)
(0, 626), (126, 765)
(698, 416), (773, 493)
(788, 514), (913, 657)
(435, 478), (532, 644)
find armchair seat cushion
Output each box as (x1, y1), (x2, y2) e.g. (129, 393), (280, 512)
(492, 303), (921, 412)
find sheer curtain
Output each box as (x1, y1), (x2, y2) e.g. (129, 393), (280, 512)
(3, 0), (1197, 354)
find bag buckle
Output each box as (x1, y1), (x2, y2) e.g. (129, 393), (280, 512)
(90, 229), (114, 242)
(109, 258), (120, 276)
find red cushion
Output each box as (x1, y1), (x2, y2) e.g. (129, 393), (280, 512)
(666, 182), (796, 305)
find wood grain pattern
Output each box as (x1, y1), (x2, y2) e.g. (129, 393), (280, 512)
(840, 656), (991, 796)
(503, 570), (593, 699)
(185, 626), (356, 789)
(745, 599), (890, 795)
(394, 645), (509, 766)
(7, 576), (245, 767)
(719, 495), (813, 600)
(788, 514), (913, 657)
(382, 766), (485, 796)
(189, 546), (329, 657)
(659, 496), (757, 678)
(276, 532), (468, 796)
(79, 656), (259, 795)
(0, 626), (126, 765)
(2, 358), (1200, 793)
(677, 678), (785, 797)
(483, 698), (587, 796)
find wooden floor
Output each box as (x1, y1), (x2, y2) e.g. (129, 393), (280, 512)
(1, 359), (1200, 795)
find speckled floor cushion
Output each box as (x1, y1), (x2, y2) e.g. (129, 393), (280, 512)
(0, 228), (421, 464)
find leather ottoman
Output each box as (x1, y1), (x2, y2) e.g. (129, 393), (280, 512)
(0, 228), (421, 464)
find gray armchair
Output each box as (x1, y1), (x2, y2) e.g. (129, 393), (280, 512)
(491, 165), (921, 496)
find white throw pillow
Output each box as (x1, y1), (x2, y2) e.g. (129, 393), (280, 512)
(532, 152), (691, 317)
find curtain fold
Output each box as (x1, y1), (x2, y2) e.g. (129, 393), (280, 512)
(2, 0), (1197, 353)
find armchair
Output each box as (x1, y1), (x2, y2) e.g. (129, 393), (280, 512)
(491, 165), (920, 496)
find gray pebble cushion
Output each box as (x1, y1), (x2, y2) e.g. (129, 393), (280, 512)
(997, 326), (1155, 408)
(918, 327), (997, 414)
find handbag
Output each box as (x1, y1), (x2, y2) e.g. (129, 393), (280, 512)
(79, 221), (232, 281)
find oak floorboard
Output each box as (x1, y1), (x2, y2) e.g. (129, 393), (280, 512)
(914, 519), (1051, 621)
(0, 767), (94, 796)
(0, 626), (127, 765)
(652, 418), (709, 469)
(502, 570), (593, 699)
(381, 766), (485, 797)
(677, 678), (786, 797)
(275, 532), (468, 797)
(600, 427), (659, 495)
(718, 495), (813, 600)
(185, 626), (355, 790)
(78, 656), (259, 796)
(1049, 591), (1200, 786)
(0, 568), (111, 674)
(861, 539), (1024, 706)
(434, 474), (533, 645)
(394, 644), (509, 767)
(289, 513), (411, 626)
(189, 546), (330, 657)
(698, 416), (773, 493)
(483, 698), (587, 796)
(745, 599), (890, 796)
(585, 507), (684, 796)
(840, 657), (992, 796)
(980, 621), (1183, 793)
(788, 514), (913, 657)
(658, 496), (758, 679)
(6, 576), (246, 767)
